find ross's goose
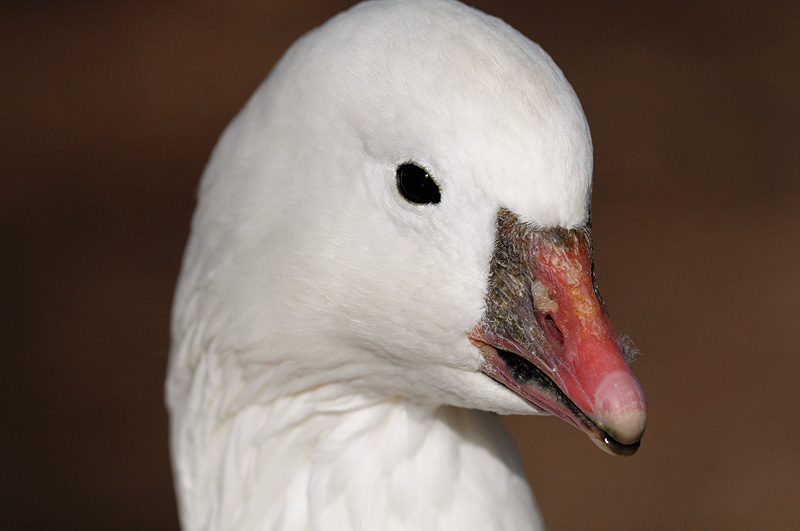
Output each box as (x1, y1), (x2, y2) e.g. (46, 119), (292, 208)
(167, 0), (647, 529)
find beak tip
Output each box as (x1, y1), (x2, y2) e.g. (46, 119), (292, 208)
(591, 371), (648, 445)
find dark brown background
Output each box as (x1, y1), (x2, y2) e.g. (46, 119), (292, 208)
(3, 1), (798, 529)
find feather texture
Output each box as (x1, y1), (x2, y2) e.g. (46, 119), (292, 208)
(168, 1), (596, 529)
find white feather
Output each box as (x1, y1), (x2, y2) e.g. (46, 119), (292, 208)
(167, 0), (593, 529)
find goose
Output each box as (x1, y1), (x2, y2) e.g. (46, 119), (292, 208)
(166, 0), (647, 529)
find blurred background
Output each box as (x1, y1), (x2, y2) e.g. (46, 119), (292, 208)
(3, 1), (798, 529)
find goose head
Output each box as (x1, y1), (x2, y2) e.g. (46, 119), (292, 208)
(170, 0), (646, 456)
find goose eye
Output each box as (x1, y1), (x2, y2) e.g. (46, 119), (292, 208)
(396, 163), (441, 204)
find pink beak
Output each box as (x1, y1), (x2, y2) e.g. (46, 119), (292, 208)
(470, 209), (647, 455)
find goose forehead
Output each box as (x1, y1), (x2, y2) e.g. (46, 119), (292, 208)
(315, 2), (593, 227)
(327, 1), (584, 125)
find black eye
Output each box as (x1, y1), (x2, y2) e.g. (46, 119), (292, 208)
(396, 163), (441, 204)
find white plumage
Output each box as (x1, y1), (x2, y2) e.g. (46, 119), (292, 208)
(167, 1), (646, 529)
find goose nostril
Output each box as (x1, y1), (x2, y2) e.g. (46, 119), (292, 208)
(544, 314), (564, 346)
